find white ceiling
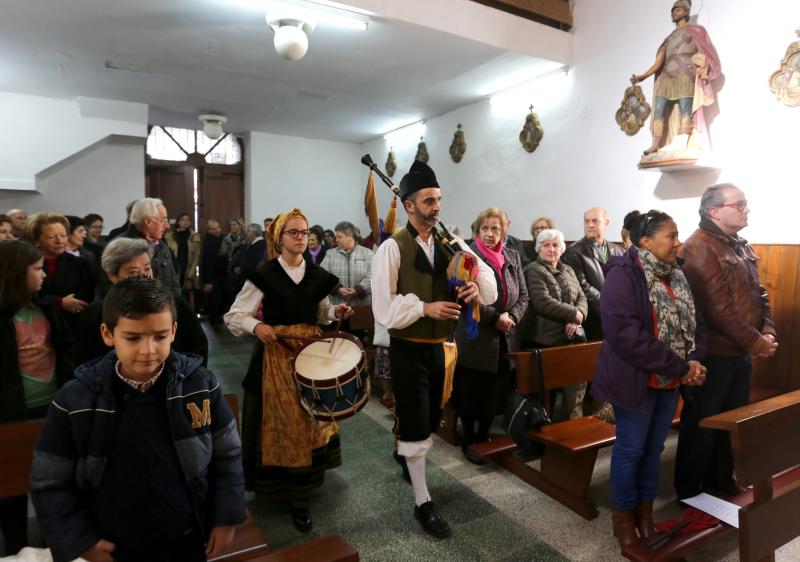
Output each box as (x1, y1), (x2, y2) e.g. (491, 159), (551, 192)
(0, 0), (564, 143)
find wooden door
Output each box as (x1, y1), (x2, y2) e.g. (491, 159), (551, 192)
(199, 164), (244, 235)
(145, 163), (195, 219)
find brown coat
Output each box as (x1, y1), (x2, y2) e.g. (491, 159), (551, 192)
(680, 222), (776, 356)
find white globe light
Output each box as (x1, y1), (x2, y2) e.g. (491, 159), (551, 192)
(273, 25), (309, 61)
(203, 121), (223, 140)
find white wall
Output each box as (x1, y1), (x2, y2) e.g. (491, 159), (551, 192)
(362, 0), (800, 244)
(245, 131), (364, 229)
(0, 92), (147, 190)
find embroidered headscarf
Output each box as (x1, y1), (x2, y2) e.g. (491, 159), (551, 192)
(267, 208), (309, 257)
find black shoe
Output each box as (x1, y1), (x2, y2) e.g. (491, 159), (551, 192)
(414, 501), (452, 538)
(464, 446), (487, 466)
(393, 451), (411, 484)
(292, 509), (312, 532)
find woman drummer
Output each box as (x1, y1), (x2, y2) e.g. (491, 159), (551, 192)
(224, 208), (352, 532)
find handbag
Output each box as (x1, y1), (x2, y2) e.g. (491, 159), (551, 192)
(503, 391), (551, 456)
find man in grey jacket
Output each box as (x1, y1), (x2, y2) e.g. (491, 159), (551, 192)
(120, 197), (181, 295)
(562, 207), (624, 340)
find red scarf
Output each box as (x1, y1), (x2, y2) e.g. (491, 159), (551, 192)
(475, 237), (506, 306)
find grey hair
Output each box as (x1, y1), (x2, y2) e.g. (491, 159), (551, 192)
(334, 221), (357, 237)
(535, 229), (566, 253)
(699, 183), (738, 216)
(101, 238), (152, 276)
(129, 198), (164, 226)
(246, 223), (263, 236)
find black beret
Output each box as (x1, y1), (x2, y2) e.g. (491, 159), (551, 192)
(399, 160), (439, 201)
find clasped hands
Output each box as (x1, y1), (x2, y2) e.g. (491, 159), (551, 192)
(681, 360), (707, 386)
(565, 310), (584, 338)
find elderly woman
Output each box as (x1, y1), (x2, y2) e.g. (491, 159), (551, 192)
(592, 211), (706, 546)
(26, 213), (94, 350)
(527, 216), (555, 263)
(75, 237), (208, 365)
(453, 208), (528, 463)
(225, 209), (352, 533)
(319, 221), (373, 307)
(521, 229), (588, 419)
(304, 228), (327, 266)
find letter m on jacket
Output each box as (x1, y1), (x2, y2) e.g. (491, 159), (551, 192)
(186, 399), (212, 429)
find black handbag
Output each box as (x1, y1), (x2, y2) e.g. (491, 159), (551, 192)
(503, 392), (551, 456)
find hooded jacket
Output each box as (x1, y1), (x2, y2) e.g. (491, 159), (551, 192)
(591, 248), (705, 413)
(30, 351), (245, 562)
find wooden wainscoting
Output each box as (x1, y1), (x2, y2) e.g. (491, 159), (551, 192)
(752, 244), (800, 397)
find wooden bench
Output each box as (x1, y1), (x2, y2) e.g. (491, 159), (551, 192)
(470, 342), (681, 520)
(621, 390), (800, 562)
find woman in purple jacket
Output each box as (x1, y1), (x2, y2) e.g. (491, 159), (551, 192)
(592, 210), (707, 547)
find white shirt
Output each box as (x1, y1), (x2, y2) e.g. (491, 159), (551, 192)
(371, 231), (498, 330)
(224, 256), (337, 336)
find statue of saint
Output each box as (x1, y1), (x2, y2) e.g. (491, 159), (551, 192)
(631, 0), (721, 158)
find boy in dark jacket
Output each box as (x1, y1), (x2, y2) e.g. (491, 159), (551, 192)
(30, 277), (245, 562)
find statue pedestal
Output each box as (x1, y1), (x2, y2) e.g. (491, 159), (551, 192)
(638, 150), (719, 173)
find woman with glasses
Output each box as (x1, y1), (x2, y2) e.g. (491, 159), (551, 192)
(453, 208), (528, 463)
(224, 209), (352, 533)
(527, 216), (554, 263)
(591, 210), (706, 547)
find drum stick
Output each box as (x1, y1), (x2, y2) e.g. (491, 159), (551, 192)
(329, 294), (352, 353)
(276, 335), (332, 344)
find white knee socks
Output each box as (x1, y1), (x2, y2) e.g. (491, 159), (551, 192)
(397, 437), (434, 507)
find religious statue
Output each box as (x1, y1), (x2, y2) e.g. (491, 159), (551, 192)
(631, 0), (721, 165)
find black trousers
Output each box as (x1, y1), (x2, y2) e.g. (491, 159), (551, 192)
(674, 354), (752, 499)
(389, 337), (445, 442)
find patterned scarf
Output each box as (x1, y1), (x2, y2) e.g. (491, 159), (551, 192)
(637, 248), (696, 360)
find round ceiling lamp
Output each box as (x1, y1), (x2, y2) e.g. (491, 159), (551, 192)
(266, 9), (316, 62)
(198, 114), (227, 140)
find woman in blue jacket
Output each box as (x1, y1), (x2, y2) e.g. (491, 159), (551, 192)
(592, 210), (706, 547)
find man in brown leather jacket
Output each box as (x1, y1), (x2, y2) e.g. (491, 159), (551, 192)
(674, 183), (778, 499)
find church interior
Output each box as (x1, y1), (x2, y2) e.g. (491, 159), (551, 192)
(1, 0), (800, 560)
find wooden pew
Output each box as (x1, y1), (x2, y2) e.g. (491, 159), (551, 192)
(621, 390), (800, 562)
(470, 342), (610, 519)
(0, 417), (46, 497)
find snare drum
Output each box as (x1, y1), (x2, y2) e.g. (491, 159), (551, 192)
(292, 332), (369, 421)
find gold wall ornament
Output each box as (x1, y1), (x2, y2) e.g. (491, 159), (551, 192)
(768, 28), (800, 107)
(615, 84), (652, 136)
(385, 148), (397, 177)
(449, 123), (467, 163)
(415, 137), (429, 163)
(519, 105), (544, 153)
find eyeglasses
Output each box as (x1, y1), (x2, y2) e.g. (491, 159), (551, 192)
(717, 200), (748, 212)
(283, 229), (310, 239)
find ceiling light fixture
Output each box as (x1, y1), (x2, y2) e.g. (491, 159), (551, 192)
(199, 114), (228, 139)
(264, 0), (369, 61)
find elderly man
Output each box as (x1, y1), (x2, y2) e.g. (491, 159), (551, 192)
(231, 223), (266, 292)
(562, 207), (624, 341)
(6, 209), (28, 239)
(120, 197), (180, 295)
(675, 184), (778, 499)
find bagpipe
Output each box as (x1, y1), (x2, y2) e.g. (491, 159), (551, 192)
(360, 154), (481, 405)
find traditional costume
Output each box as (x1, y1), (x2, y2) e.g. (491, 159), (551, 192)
(371, 161), (497, 538)
(224, 209), (341, 528)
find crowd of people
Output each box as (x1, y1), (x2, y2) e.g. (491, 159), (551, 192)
(0, 168), (779, 557)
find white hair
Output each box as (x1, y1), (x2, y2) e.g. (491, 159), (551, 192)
(101, 238), (152, 275)
(129, 198), (164, 227)
(535, 229), (566, 253)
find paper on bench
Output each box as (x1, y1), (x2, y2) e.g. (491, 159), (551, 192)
(682, 493), (740, 528)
